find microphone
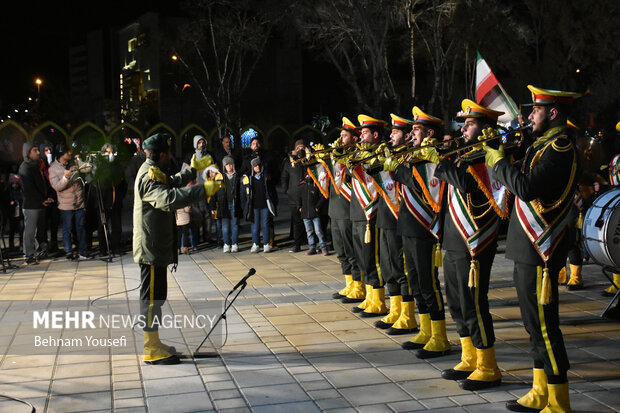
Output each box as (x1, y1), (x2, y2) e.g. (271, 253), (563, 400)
(231, 268), (256, 291)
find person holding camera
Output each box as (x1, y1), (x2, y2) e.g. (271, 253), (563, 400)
(48, 143), (90, 260)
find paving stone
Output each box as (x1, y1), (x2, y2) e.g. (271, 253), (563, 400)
(146, 391), (213, 413)
(230, 368), (295, 387)
(387, 399), (426, 412)
(241, 383), (310, 406)
(213, 397), (247, 410)
(251, 400), (321, 413)
(324, 367), (390, 388)
(339, 382), (411, 406)
(144, 375), (206, 397)
(47, 391), (112, 412)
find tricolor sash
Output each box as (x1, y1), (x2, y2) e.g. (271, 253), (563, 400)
(320, 158), (346, 195)
(307, 162), (329, 199)
(467, 163), (510, 219)
(340, 181), (352, 202)
(351, 165), (379, 220)
(401, 185), (441, 239)
(411, 162), (444, 213)
(370, 170), (400, 219)
(515, 197), (570, 262)
(448, 185), (498, 257)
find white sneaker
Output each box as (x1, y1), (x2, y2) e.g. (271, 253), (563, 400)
(231, 244), (238, 253)
(223, 244), (230, 253)
(263, 244), (272, 253)
(250, 244), (260, 253)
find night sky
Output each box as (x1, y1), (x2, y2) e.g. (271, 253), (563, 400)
(0, 1), (180, 113)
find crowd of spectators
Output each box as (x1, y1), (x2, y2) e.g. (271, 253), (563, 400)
(0, 131), (334, 265)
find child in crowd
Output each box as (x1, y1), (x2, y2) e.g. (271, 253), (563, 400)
(241, 157), (277, 253)
(213, 156), (242, 253)
(298, 170), (328, 256)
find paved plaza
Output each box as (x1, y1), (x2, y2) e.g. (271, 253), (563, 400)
(1, 234), (620, 412)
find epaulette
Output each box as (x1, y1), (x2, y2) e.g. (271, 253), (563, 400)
(551, 134), (573, 153)
(215, 172), (224, 182)
(242, 175), (249, 185)
(148, 166), (167, 184)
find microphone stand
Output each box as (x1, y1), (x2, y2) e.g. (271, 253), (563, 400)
(193, 270), (254, 358)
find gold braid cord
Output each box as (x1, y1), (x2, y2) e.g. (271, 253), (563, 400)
(530, 137), (577, 214)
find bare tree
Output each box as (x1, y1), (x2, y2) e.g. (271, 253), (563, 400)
(173, 0), (276, 145)
(293, 0), (402, 115)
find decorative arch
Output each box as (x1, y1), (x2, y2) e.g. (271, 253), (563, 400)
(108, 122), (144, 142)
(70, 121), (107, 141)
(0, 120), (29, 139)
(31, 121), (69, 146)
(325, 127), (342, 142)
(0, 120), (30, 165)
(266, 124), (291, 157)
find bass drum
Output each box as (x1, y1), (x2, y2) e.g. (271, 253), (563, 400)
(582, 188), (620, 268)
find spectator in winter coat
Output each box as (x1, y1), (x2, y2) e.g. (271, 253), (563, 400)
(213, 156), (242, 253)
(280, 139), (307, 252)
(241, 157), (277, 253)
(297, 171), (329, 256)
(18, 142), (54, 264)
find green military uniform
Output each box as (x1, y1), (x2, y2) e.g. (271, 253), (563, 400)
(489, 85), (581, 413)
(133, 133), (209, 364)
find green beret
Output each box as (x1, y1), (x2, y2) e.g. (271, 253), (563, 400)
(143, 133), (172, 152)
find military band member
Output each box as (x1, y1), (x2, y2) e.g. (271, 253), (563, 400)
(374, 114), (417, 328)
(387, 107), (450, 357)
(426, 100), (504, 390)
(485, 85), (582, 413)
(330, 117), (364, 302)
(348, 115), (389, 317)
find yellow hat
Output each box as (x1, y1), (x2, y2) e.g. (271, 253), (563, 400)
(616, 121), (620, 133)
(456, 99), (503, 122)
(357, 114), (388, 129)
(390, 113), (414, 130)
(567, 120), (579, 130)
(341, 117), (360, 134)
(412, 106), (444, 126)
(527, 85), (581, 106)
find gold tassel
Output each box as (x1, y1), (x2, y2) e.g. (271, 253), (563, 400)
(539, 266), (552, 305)
(434, 243), (442, 268)
(468, 260), (480, 288)
(576, 212), (583, 230)
(364, 222), (371, 244)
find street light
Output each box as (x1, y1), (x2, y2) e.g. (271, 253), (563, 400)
(35, 78), (43, 101)
(171, 54), (178, 61)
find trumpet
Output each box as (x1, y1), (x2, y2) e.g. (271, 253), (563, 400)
(439, 123), (532, 161)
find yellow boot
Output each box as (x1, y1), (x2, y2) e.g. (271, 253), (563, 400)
(333, 274), (353, 299)
(342, 280), (366, 303)
(557, 266), (567, 285)
(506, 368), (548, 412)
(460, 346), (502, 390)
(442, 337), (476, 380)
(143, 331), (180, 365)
(361, 287), (389, 317)
(415, 319), (451, 359)
(402, 313), (430, 350)
(374, 296), (402, 328)
(540, 382), (572, 413)
(602, 273), (620, 297)
(386, 300), (418, 335)
(351, 285), (373, 313)
(566, 264), (583, 291)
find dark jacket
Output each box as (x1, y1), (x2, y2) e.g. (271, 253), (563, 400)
(213, 147), (242, 171)
(328, 178), (350, 220)
(18, 142), (48, 210)
(297, 175), (326, 219)
(493, 126), (581, 266)
(280, 156), (305, 205)
(240, 168), (278, 222)
(211, 172), (243, 219)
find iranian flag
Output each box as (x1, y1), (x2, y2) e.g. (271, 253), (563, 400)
(475, 52), (520, 126)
